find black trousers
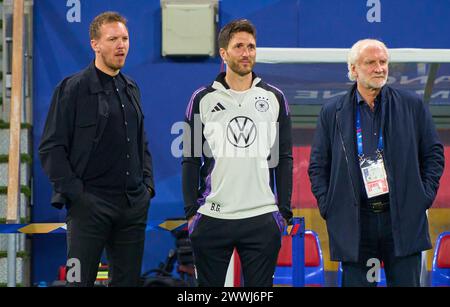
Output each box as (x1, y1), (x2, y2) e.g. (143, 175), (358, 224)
(189, 212), (283, 287)
(65, 191), (150, 287)
(342, 208), (422, 287)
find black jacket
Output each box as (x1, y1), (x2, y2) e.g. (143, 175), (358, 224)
(39, 62), (155, 208)
(308, 84), (444, 261)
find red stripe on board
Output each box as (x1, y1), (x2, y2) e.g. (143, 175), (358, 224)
(290, 224), (299, 236)
(292, 146), (316, 209)
(434, 146), (450, 208)
(292, 146), (450, 209)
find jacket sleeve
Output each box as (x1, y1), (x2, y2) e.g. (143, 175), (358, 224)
(274, 93), (293, 222)
(135, 84), (155, 198)
(182, 92), (203, 220)
(143, 129), (155, 198)
(38, 79), (84, 203)
(308, 106), (332, 217)
(418, 100), (445, 207)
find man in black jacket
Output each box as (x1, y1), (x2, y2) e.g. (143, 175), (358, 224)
(39, 12), (155, 287)
(308, 39), (444, 286)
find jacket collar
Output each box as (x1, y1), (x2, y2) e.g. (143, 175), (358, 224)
(337, 83), (356, 111)
(337, 83), (389, 111)
(212, 71), (261, 91)
(86, 61), (136, 94)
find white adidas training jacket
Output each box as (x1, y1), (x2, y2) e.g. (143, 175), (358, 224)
(182, 72), (293, 221)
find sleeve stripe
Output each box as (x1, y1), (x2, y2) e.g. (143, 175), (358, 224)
(267, 83), (290, 115)
(186, 87), (206, 120)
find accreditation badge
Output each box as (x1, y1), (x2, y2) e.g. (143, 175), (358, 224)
(359, 157), (389, 198)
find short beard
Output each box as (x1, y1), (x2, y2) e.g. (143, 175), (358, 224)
(368, 78), (387, 89)
(361, 76), (387, 90)
(101, 54), (125, 72)
(227, 61), (254, 77)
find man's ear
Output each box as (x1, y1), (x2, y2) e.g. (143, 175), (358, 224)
(351, 64), (357, 79)
(219, 48), (227, 63)
(90, 39), (99, 53)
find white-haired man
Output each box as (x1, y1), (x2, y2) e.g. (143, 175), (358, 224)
(308, 39), (444, 286)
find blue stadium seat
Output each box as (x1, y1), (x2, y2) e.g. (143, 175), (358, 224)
(432, 231), (450, 287)
(274, 230), (324, 286)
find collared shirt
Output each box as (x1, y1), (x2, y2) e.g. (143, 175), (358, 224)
(83, 67), (142, 205)
(356, 90), (382, 158)
(355, 90), (389, 203)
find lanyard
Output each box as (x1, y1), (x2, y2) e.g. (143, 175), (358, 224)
(356, 105), (383, 159)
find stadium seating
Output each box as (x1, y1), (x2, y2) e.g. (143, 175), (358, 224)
(274, 230), (325, 286)
(432, 232), (450, 286)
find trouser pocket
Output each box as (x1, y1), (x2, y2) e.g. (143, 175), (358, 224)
(271, 211), (285, 234)
(188, 212), (203, 236)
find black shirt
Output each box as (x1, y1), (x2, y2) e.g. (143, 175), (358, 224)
(356, 91), (389, 203)
(83, 67), (144, 205)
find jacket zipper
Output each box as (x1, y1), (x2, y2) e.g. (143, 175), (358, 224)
(335, 112), (359, 206)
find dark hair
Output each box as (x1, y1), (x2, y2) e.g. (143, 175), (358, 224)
(89, 11), (127, 40)
(218, 19), (256, 50)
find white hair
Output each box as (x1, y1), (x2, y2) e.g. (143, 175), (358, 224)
(347, 39), (389, 81)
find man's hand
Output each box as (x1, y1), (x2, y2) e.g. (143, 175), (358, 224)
(187, 216), (195, 228)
